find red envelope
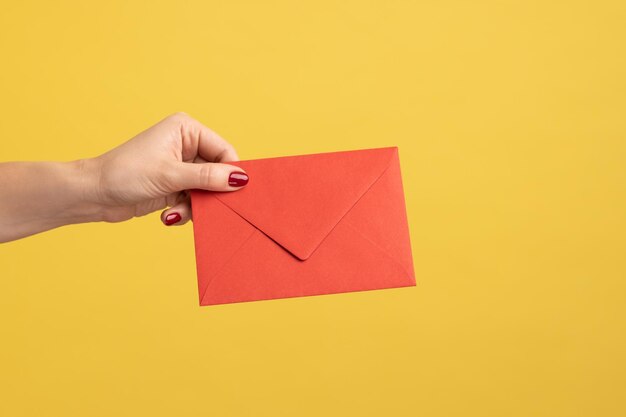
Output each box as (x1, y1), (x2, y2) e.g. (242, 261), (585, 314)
(190, 147), (415, 305)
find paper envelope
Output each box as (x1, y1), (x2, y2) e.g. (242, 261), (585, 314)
(190, 147), (415, 305)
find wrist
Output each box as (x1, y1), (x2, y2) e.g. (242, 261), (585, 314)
(62, 158), (106, 224)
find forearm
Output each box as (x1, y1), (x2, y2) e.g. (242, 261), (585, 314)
(0, 159), (103, 243)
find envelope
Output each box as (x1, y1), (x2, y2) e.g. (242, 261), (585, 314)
(190, 146), (415, 305)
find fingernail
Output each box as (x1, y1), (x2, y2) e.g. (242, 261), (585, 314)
(228, 171), (249, 187)
(164, 212), (181, 226)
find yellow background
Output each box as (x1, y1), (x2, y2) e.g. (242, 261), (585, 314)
(1, 1), (625, 416)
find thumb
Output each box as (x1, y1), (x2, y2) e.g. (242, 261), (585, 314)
(166, 162), (249, 192)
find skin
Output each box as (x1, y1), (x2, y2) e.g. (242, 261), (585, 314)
(0, 112), (248, 243)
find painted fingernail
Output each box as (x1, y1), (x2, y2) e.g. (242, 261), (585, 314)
(228, 171), (249, 187)
(164, 212), (181, 226)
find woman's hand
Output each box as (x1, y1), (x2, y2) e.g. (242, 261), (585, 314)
(89, 112), (248, 225)
(0, 112), (248, 243)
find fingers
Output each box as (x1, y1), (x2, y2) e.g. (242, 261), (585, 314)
(172, 112), (239, 163)
(166, 161), (249, 193)
(161, 196), (191, 226)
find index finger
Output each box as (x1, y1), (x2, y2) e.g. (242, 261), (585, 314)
(173, 112), (240, 163)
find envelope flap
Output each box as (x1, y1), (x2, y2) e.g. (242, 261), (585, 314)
(210, 147), (397, 260)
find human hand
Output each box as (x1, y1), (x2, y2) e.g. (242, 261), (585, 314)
(86, 112), (248, 226)
(0, 112), (245, 242)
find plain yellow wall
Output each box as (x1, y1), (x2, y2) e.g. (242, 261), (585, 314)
(1, 1), (625, 416)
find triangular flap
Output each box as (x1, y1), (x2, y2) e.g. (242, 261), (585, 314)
(211, 147), (398, 260)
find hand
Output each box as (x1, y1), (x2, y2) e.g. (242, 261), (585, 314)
(0, 112), (248, 243)
(88, 112), (248, 225)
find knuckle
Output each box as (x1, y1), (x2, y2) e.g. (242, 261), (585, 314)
(217, 143), (237, 161)
(167, 111), (189, 123)
(198, 163), (216, 186)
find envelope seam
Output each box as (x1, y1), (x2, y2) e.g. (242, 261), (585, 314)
(200, 226), (257, 305)
(343, 212), (414, 281)
(211, 196), (303, 259)
(300, 152), (397, 260)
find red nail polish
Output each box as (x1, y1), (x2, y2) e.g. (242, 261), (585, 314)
(164, 212), (181, 226)
(229, 171), (249, 187)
